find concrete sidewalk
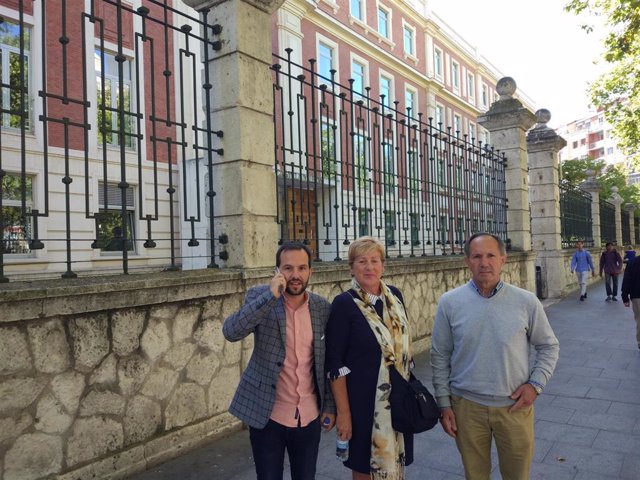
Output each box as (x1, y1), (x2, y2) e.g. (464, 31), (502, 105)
(129, 281), (640, 479)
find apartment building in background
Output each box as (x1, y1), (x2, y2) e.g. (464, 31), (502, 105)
(1, 0), (537, 276)
(273, 0), (535, 144)
(270, 0), (536, 258)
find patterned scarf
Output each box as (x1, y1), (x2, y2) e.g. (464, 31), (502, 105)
(350, 278), (412, 480)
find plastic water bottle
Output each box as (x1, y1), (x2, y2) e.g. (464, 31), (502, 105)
(336, 437), (349, 461)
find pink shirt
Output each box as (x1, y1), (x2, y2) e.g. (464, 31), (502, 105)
(270, 294), (319, 427)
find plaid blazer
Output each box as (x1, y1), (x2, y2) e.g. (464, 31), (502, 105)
(222, 284), (335, 428)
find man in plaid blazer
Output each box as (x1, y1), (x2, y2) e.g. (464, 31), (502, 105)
(223, 242), (336, 479)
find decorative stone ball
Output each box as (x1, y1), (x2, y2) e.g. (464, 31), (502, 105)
(496, 77), (517, 98)
(535, 109), (551, 125)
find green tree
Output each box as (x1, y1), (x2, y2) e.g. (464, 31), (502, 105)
(565, 0), (640, 166)
(562, 156), (640, 207)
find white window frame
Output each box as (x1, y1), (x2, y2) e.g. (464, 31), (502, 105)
(0, 18), (32, 131)
(481, 82), (489, 108)
(317, 38), (337, 84)
(405, 85), (417, 118)
(453, 114), (462, 136)
(2, 171), (35, 257)
(468, 122), (477, 143)
(96, 180), (137, 255)
(95, 48), (136, 150)
(435, 103), (445, 128)
(433, 46), (443, 80)
(402, 21), (416, 59)
(467, 73), (475, 103)
(350, 54), (369, 99)
(377, 3), (392, 39)
(451, 60), (460, 93)
(350, 0), (365, 23)
(379, 71), (394, 109)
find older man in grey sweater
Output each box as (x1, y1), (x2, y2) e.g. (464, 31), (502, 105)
(431, 233), (559, 480)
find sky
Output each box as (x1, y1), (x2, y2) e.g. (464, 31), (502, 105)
(428, 0), (609, 128)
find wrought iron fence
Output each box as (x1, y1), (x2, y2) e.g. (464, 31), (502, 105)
(636, 216), (640, 246)
(271, 49), (508, 261)
(0, 1), (224, 281)
(559, 181), (593, 248)
(622, 210), (631, 246)
(599, 198), (616, 245)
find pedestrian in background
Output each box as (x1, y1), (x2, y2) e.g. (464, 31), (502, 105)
(623, 245), (636, 265)
(620, 255), (640, 350)
(431, 233), (559, 480)
(222, 242), (335, 480)
(599, 242), (623, 302)
(570, 240), (595, 301)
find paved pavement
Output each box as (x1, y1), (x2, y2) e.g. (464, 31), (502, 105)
(129, 280), (640, 479)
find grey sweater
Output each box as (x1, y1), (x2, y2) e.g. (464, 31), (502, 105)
(431, 282), (559, 408)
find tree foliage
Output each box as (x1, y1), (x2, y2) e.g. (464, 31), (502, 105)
(561, 156), (640, 207)
(565, 0), (640, 166)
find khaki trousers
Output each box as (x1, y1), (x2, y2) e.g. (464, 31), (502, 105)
(451, 395), (534, 480)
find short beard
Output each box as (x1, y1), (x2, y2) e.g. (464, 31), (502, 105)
(285, 280), (309, 296)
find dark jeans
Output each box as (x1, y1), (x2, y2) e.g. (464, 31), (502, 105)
(249, 417), (321, 480)
(605, 273), (619, 296)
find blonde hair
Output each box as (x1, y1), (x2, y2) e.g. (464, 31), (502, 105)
(348, 236), (385, 265)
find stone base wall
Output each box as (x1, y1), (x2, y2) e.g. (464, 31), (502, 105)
(0, 252), (534, 480)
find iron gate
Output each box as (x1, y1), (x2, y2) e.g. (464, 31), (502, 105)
(0, 0), (224, 281)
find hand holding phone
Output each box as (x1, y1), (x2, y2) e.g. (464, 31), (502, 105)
(271, 267), (286, 298)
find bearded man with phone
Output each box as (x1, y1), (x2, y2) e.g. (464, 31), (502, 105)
(223, 241), (335, 479)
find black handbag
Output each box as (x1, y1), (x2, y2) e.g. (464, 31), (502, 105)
(388, 365), (440, 434)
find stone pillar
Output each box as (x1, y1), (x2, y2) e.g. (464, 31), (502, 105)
(582, 175), (601, 248)
(526, 109), (566, 297)
(183, 0), (284, 267)
(625, 203), (636, 245)
(610, 186), (624, 246)
(478, 77), (536, 252)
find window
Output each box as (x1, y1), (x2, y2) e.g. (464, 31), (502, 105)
(358, 209), (370, 237)
(572, 141), (578, 148)
(378, 6), (390, 38)
(454, 114), (462, 135)
(95, 182), (136, 253)
(95, 50), (135, 149)
(0, 20), (31, 129)
(607, 147), (614, 155)
(351, 60), (366, 97)
(1, 173), (33, 255)
(382, 140), (395, 194)
(318, 41), (335, 82)
(320, 119), (338, 177)
(403, 24), (415, 56)
(410, 213), (420, 246)
(451, 61), (460, 91)
(481, 83), (488, 107)
(408, 146), (420, 195)
(379, 75), (392, 108)
(354, 133), (368, 187)
(434, 47), (443, 78)
(385, 211), (396, 246)
(405, 88), (416, 116)
(467, 73), (475, 102)
(580, 138), (586, 146)
(435, 104), (444, 128)
(350, 0), (364, 21)
(469, 123), (476, 142)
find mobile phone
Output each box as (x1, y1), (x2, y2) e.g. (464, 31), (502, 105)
(274, 267), (284, 294)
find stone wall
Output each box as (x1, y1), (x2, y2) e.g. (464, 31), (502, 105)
(0, 252), (534, 480)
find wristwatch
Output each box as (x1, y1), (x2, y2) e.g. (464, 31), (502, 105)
(528, 382), (543, 395)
